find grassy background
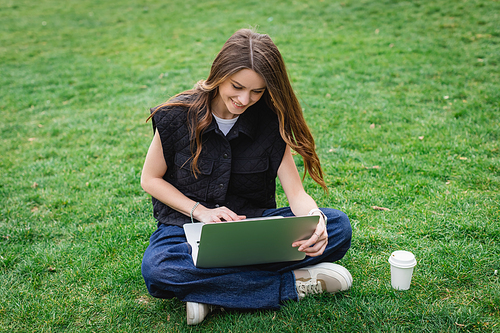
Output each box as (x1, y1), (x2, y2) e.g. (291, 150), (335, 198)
(1, 0), (499, 331)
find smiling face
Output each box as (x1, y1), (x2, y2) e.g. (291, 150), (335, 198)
(211, 69), (267, 119)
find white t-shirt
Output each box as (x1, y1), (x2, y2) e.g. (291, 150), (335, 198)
(213, 113), (239, 136)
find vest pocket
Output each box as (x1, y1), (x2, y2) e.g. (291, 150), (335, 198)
(174, 153), (214, 201)
(231, 157), (269, 199)
(231, 156), (269, 174)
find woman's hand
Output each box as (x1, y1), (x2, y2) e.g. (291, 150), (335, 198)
(194, 205), (246, 223)
(292, 216), (328, 257)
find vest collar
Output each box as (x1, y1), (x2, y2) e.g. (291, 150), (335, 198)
(205, 102), (261, 140)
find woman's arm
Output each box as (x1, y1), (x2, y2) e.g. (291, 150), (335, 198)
(140, 129), (245, 223)
(277, 146), (328, 256)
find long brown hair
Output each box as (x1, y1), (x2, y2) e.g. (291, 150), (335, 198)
(149, 29), (326, 190)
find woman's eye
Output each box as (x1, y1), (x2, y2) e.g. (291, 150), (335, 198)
(232, 84), (243, 90)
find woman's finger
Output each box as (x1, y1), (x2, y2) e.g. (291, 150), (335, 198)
(296, 224), (327, 251)
(302, 239), (326, 253)
(216, 206), (245, 221)
(302, 239), (328, 257)
(297, 234), (320, 251)
(299, 236), (325, 251)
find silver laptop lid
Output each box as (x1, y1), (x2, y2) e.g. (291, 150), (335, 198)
(184, 215), (318, 268)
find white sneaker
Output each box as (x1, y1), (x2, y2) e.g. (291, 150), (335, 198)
(186, 302), (212, 325)
(294, 263), (352, 300)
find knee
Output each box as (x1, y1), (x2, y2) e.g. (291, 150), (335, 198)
(141, 250), (159, 288)
(338, 210), (352, 242)
(142, 242), (192, 281)
(141, 247), (172, 289)
(141, 251), (177, 299)
(323, 208), (352, 243)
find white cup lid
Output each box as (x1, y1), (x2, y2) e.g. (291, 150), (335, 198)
(388, 250), (417, 268)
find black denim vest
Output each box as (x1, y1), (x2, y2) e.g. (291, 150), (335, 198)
(150, 97), (287, 227)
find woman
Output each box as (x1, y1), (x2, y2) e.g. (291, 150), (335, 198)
(141, 29), (352, 325)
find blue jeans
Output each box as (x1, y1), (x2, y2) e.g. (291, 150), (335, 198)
(141, 207), (351, 310)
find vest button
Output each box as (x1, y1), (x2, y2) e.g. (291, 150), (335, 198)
(223, 153), (229, 159)
(219, 183), (224, 188)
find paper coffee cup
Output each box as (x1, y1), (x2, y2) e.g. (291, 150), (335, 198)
(388, 250), (417, 290)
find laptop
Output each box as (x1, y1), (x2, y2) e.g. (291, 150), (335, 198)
(183, 215), (319, 268)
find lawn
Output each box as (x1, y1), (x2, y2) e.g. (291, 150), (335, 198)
(1, 0), (499, 332)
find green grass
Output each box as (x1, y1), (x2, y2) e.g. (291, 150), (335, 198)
(1, 0), (499, 331)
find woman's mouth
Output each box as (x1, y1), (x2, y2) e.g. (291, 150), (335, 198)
(231, 98), (245, 108)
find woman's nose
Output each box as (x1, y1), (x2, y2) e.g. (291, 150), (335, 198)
(238, 92), (250, 105)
